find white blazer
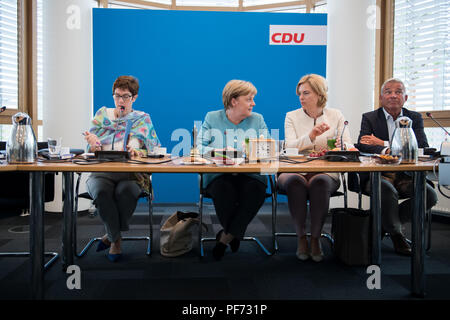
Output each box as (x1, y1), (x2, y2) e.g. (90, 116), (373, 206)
(284, 107), (353, 180)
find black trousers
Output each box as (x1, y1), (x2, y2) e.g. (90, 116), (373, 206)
(364, 174), (438, 234)
(205, 174), (267, 239)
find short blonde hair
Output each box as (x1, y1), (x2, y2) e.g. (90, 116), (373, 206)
(296, 74), (328, 109)
(222, 80), (257, 110)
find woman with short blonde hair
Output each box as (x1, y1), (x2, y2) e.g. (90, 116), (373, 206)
(222, 80), (257, 110)
(278, 73), (353, 263)
(296, 73), (328, 109)
(197, 79), (269, 261)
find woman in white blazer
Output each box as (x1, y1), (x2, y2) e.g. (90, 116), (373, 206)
(278, 74), (353, 262)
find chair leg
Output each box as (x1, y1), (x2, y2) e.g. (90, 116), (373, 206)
(274, 199), (335, 252)
(0, 252), (59, 271)
(73, 193), (153, 258)
(426, 209), (432, 252)
(199, 192), (206, 258)
(198, 194), (272, 257)
(147, 194), (153, 256)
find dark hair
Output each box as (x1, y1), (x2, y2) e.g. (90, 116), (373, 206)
(112, 75), (139, 96)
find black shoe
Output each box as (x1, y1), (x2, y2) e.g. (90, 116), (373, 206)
(212, 242), (227, 261)
(216, 229), (224, 241)
(230, 237), (240, 253)
(390, 233), (412, 256)
(216, 229), (240, 253)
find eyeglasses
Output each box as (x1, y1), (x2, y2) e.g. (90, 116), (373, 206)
(113, 93), (133, 101)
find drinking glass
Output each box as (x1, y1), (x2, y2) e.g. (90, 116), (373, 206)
(277, 140), (285, 156)
(47, 137), (62, 155)
(327, 136), (337, 150)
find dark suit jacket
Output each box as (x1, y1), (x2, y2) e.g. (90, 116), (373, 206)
(353, 107), (429, 190)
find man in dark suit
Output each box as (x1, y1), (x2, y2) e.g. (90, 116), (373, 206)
(356, 78), (438, 256)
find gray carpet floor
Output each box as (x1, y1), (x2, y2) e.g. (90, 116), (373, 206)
(1, 202), (450, 305)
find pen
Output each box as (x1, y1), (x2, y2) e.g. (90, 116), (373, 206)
(82, 132), (101, 146)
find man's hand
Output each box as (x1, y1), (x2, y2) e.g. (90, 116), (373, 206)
(359, 134), (385, 146)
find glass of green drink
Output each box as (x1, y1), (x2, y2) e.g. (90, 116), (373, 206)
(327, 137), (336, 150)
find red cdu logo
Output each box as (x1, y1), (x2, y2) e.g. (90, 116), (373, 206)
(271, 32), (305, 44)
(269, 25), (327, 46)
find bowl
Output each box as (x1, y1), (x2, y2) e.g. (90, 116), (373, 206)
(374, 155), (402, 165)
(358, 156), (375, 164)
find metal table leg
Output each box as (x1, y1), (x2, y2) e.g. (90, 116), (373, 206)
(198, 174), (204, 257)
(30, 171), (44, 300)
(412, 171), (426, 297)
(370, 171), (381, 265)
(62, 172), (74, 270)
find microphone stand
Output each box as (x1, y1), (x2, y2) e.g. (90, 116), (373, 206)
(426, 112), (450, 136)
(340, 121), (348, 150)
(111, 107), (124, 150)
(427, 113), (450, 157)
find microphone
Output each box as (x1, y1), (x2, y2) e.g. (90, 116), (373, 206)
(112, 106), (125, 150)
(426, 112), (450, 136)
(340, 120), (348, 150)
(0, 106), (5, 113)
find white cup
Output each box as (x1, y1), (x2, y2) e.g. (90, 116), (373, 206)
(154, 146), (167, 155)
(60, 147), (70, 156)
(285, 147), (298, 156)
(418, 148), (424, 156)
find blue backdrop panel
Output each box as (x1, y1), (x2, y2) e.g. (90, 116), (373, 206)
(93, 9), (327, 203)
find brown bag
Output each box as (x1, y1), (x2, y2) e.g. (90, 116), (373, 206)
(160, 211), (206, 257)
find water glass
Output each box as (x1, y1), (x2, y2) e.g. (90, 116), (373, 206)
(47, 137), (62, 155)
(277, 140), (285, 156)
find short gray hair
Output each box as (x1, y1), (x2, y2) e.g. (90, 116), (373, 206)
(380, 78), (406, 95)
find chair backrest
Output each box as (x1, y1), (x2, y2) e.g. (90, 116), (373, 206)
(0, 141), (55, 208)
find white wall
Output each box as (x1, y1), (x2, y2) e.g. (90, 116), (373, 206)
(43, 0), (95, 212)
(326, 0), (376, 209)
(326, 0), (376, 143)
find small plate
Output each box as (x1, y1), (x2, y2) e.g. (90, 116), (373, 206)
(181, 157), (211, 165)
(374, 155), (402, 165)
(212, 157), (245, 166)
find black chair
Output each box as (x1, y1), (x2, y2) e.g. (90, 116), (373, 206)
(0, 142), (55, 215)
(347, 171), (432, 251)
(198, 174), (276, 257)
(272, 173), (348, 252)
(0, 141), (59, 270)
(73, 172), (154, 258)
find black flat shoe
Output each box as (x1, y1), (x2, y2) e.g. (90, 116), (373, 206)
(216, 229), (224, 241)
(230, 237), (240, 252)
(216, 229), (240, 253)
(212, 242), (227, 261)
